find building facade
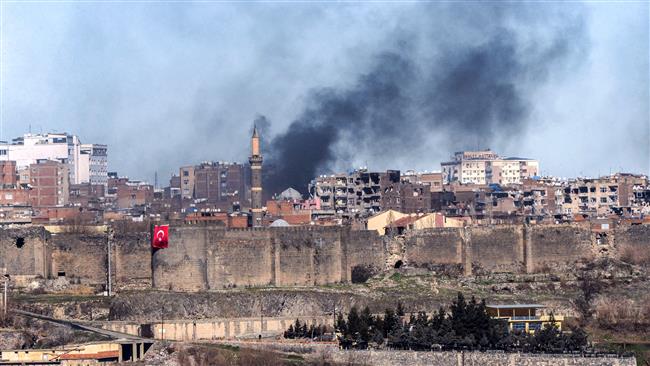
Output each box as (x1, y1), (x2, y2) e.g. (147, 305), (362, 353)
(0, 133), (108, 185)
(441, 150), (539, 185)
(79, 143), (109, 185)
(309, 169), (431, 218)
(0, 161), (17, 187)
(28, 160), (69, 207)
(178, 162), (247, 213)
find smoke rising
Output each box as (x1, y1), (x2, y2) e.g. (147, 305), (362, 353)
(4, 3), (647, 185)
(264, 18), (586, 195)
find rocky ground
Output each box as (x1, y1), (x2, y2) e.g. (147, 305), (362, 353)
(3, 257), (649, 363)
(130, 341), (335, 366)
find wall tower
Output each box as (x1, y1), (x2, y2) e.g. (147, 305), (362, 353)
(249, 125), (263, 227)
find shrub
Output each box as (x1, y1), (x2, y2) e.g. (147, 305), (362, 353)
(619, 245), (650, 266)
(594, 296), (650, 331)
(351, 265), (375, 284)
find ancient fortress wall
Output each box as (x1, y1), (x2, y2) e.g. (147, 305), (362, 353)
(151, 225), (384, 291)
(614, 223), (650, 252)
(404, 228), (463, 266)
(0, 226), (49, 280)
(112, 231), (152, 288)
(469, 226), (525, 272)
(50, 233), (108, 284)
(2, 223), (649, 290)
(526, 225), (594, 272)
(401, 224), (608, 275)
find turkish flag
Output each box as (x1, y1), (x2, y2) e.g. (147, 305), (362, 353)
(152, 225), (169, 249)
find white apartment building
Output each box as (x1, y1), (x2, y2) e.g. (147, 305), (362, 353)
(441, 150), (539, 185)
(80, 143), (109, 185)
(0, 133), (108, 185)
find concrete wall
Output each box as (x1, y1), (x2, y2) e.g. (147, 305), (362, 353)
(328, 350), (636, 366)
(98, 315), (334, 341)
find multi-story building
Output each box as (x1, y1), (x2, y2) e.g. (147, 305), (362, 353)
(0, 133), (108, 185)
(28, 160), (69, 207)
(441, 150), (539, 185)
(402, 171), (444, 192)
(179, 166), (195, 199)
(78, 144), (108, 185)
(309, 169), (431, 217)
(0, 188), (29, 206)
(556, 174), (649, 218)
(69, 183), (106, 210)
(0, 161), (17, 187)
(115, 180), (154, 210)
(179, 161), (248, 213)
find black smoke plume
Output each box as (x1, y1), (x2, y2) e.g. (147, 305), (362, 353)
(263, 12), (586, 196)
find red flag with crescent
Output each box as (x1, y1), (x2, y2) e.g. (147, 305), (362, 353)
(152, 225), (169, 249)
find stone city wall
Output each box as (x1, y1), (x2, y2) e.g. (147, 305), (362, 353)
(2, 223), (650, 291)
(402, 224), (601, 275)
(0, 226), (49, 281)
(151, 224), (383, 291)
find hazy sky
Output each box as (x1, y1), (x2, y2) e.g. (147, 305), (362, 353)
(2, 2), (648, 186)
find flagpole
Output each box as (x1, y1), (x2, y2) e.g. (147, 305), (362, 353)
(150, 221), (155, 289)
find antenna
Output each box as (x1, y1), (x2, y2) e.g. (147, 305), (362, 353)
(154, 171), (158, 189)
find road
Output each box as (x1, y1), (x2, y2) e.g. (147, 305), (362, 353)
(12, 309), (149, 341)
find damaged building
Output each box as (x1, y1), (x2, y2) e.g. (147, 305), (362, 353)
(309, 169), (431, 219)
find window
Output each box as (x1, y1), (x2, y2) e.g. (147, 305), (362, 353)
(0, 150), (6, 155)
(513, 323), (526, 330)
(529, 323), (541, 331)
(600, 197), (607, 203)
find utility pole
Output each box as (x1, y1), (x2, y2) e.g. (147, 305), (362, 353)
(3, 275), (10, 316)
(3, 279), (7, 315)
(161, 305), (165, 341)
(106, 227), (113, 296)
(259, 299), (264, 342)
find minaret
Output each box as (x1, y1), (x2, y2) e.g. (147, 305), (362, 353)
(249, 125), (263, 227)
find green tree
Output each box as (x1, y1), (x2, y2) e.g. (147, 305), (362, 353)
(336, 312), (346, 333)
(396, 301), (405, 317)
(533, 314), (563, 352)
(382, 308), (399, 338)
(347, 307), (361, 337)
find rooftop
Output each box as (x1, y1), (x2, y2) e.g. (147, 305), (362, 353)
(486, 304), (545, 309)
